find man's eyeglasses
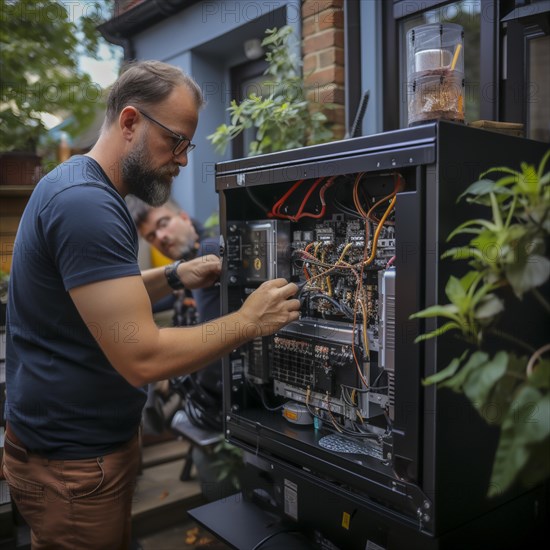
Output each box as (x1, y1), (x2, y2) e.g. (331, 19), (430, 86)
(137, 109), (196, 156)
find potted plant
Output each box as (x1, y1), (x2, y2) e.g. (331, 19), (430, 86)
(191, 440), (244, 502)
(0, 0), (110, 183)
(411, 150), (550, 496)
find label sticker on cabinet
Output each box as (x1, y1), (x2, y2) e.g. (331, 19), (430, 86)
(342, 511), (350, 530)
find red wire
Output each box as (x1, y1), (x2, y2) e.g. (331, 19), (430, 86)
(271, 176), (338, 221)
(295, 176), (336, 220)
(269, 179), (305, 218)
(291, 177), (325, 221)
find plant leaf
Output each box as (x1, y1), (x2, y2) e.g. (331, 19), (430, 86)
(439, 351), (490, 392)
(484, 353), (527, 426)
(527, 358), (550, 390)
(413, 321), (463, 343)
(502, 386), (549, 457)
(474, 293), (504, 320)
(489, 421), (530, 497)
(447, 218), (496, 241)
(516, 163), (539, 196)
(480, 166), (520, 179)
(488, 385), (546, 495)
(442, 247), (485, 262)
(536, 149), (550, 180)
(409, 304), (460, 321)
(458, 179), (500, 201)
(517, 438), (550, 490)
(423, 350), (469, 385)
(514, 392), (550, 445)
(445, 275), (466, 304)
(463, 351), (508, 410)
(505, 254), (550, 298)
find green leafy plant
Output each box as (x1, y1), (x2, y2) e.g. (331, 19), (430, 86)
(192, 439), (244, 502)
(210, 440), (244, 490)
(411, 150), (550, 497)
(208, 26), (333, 156)
(0, 0), (112, 152)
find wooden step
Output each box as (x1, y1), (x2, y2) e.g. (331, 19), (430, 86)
(141, 438), (190, 469)
(132, 449), (205, 538)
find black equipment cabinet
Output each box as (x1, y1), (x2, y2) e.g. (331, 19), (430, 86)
(211, 121), (548, 549)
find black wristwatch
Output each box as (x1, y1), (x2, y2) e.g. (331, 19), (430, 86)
(165, 260), (185, 290)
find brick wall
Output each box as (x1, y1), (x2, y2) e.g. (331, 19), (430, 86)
(302, 0), (346, 139)
(114, 0), (145, 16)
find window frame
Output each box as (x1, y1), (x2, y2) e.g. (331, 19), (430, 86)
(229, 58), (269, 158)
(501, 1), (550, 139)
(380, 0), (501, 130)
(370, 0), (550, 136)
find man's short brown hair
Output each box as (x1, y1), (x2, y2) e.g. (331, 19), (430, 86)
(104, 60), (204, 127)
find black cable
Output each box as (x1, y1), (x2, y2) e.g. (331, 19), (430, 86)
(251, 528), (301, 550)
(333, 422), (380, 439)
(257, 386), (285, 412)
(183, 385), (222, 432)
(246, 186), (270, 214)
(350, 90), (370, 138)
(332, 199), (363, 219)
(383, 409), (394, 432)
(370, 369), (386, 389)
(341, 384), (369, 394)
(307, 293), (354, 318)
(370, 369), (389, 391)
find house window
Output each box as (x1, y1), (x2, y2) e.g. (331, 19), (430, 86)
(229, 58), (268, 158)
(375, 0), (550, 140)
(398, 1), (481, 127)
(528, 34), (550, 142)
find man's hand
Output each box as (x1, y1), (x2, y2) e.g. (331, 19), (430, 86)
(178, 254), (221, 289)
(239, 278), (300, 337)
(70, 274), (299, 388)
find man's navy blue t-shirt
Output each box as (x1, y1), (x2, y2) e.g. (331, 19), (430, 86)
(6, 156), (146, 459)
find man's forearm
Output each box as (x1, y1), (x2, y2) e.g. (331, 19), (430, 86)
(130, 310), (264, 385)
(142, 266), (172, 303)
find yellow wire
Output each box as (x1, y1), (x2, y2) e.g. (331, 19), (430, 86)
(362, 195), (396, 266)
(320, 248), (333, 296)
(358, 299), (370, 359)
(338, 243), (353, 264)
(325, 393), (343, 433)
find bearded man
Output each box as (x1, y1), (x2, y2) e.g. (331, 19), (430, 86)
(3, 60), (300, 549)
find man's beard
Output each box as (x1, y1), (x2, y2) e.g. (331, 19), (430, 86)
(123, 136), (177, 206)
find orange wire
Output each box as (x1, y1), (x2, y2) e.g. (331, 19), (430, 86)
(362, 195), (397, 267)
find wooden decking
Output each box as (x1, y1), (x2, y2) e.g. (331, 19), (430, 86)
(132, 439), (205, 539)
